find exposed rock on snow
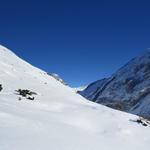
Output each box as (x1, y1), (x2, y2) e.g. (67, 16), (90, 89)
(48, 73), (68, 85)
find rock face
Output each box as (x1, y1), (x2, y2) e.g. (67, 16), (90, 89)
(79, 49), (150, 119)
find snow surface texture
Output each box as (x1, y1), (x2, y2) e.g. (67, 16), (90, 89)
(79, 49), (150, 119)
(0, 45), (150, 150)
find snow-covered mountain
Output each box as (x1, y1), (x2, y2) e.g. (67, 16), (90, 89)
(79, 49), (150, 119)
(0, 45), (150, 150)
(73, 85), (87, 92)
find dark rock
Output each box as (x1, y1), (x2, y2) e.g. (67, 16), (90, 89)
(0, 84), (3, 92)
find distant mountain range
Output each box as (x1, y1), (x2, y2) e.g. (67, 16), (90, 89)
(79, 49), (150, 119)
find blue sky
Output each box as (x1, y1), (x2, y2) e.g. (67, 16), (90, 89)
(0, 0), (150, 86)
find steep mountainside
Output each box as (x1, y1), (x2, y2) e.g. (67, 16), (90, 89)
(48, 73), (68, 85)
(0, 45), (150, 150)
(79, 49), (150, 119)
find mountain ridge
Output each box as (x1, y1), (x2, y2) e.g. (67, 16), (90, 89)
(79, 49), (150, 119)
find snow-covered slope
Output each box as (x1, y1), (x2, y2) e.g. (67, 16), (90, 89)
(0, 45), (150, 150)
(48, 73), (68, 85)
(73, 85), (87, 92)
(80, 49), (150, 119)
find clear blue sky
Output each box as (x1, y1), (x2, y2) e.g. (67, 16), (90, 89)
(0, 0), (150, 87)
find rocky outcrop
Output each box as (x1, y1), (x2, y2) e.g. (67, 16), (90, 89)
(48, 73), (68, 86)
